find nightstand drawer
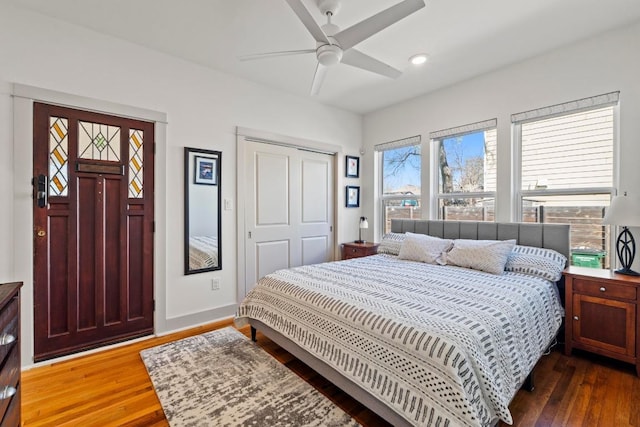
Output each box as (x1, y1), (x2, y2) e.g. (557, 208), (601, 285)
(0, 297), (18, 368)
(341, 242), (379, 260)
(573, 278), (636, 300)
(0, 344), (19, 425)
(346, 246), (369, 258)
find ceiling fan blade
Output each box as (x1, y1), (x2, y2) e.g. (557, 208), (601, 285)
(238, 49), (316, 61)
(342, 49), (402, 79)
(333, 0), (425, 50)
(310, 63), (328, 96)
(284, 0), (331, 44)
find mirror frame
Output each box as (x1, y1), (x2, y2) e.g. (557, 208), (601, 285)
(184, 147), (222, 274)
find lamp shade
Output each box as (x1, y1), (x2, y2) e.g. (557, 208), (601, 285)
(359, 217), (369, 229)
(602, 194), (640, 227)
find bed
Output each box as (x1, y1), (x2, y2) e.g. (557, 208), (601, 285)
(235, 220), (569, 427)
(188, 235), (219, 270)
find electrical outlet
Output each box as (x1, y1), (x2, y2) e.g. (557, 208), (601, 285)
(211, 278), (220, 291)
(224, 198), (233, 211)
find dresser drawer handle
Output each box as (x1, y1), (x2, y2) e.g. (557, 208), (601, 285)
(0, 386), (16, 400)
(573, 316), (579, 321)
(599, 287), (606, 292)
(0, 334), (15, 346)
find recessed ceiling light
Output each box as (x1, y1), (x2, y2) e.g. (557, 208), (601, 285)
(409, 53), (428, 65)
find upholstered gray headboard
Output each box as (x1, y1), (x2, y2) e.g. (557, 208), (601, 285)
(390, 219), (571, 263)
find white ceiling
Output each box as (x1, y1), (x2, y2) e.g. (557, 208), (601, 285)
(8, 0), (640, 114)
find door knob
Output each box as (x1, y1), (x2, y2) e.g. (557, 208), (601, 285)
(33, 174), (48, 208)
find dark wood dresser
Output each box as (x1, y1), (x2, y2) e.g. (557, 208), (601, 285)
(0, 282), (22, 426)
(342, 242), (379, 260)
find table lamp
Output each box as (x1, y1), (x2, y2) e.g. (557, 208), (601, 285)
(355, 216), (368, 243)
(602, 192), (640, 275)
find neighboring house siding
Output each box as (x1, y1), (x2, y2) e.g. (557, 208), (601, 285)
(483, 128), (497, 192)
(521, 107), (613, 195)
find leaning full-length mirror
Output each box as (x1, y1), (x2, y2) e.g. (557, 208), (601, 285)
(184, 147), (222, 274)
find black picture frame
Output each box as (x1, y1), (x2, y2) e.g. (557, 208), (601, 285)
(345, 155), (359, 178)
(194, 156), (218, 185)
(346, 185), (360, 208)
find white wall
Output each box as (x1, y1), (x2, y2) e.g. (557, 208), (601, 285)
(362, 22), (640, 245)
(0, 3), (362, 368)
(0, 81), (13, 282)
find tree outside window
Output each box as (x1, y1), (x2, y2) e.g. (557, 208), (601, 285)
(435, 128), (497, 221)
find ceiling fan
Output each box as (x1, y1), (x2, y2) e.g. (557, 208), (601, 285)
(239, 0), (426, 95)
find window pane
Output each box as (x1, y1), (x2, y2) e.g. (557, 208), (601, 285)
(78, 121), (121, 161)
(49, 116), (69, 196)
(129, 129), (144, 198)
(438, 197), (495, 221)
(522, 194), (611, 268)
(521, 106), (613, 190)
(438, 129), (496, 193)
(382, 199), (422, 234)
(382, 145), (421, 197)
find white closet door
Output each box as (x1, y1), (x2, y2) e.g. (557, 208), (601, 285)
(244, 141), (334, 294)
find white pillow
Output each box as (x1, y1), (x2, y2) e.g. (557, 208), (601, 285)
(377, 232), (406, 255)
(505, 245), (567, 281)
(398, 232), (453, 265)
(445, 239), (517, 275)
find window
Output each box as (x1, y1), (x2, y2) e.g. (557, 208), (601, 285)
(431, 119), (497, 221)
(513, 92), (619, 268)
(376, 136), (421, 234)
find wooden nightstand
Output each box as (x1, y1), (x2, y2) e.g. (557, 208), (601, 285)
(564, 266), (640, 375)
(342, 242), (379, 260)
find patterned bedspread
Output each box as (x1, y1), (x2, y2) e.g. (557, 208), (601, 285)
(235, 254), (563, 426)
(188, 236), (218, 270)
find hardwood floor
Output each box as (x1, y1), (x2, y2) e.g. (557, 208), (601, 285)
(22, 319), (640, 426)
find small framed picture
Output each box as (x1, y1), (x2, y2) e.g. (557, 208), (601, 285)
(346, 185), (360, 208)
(194, 156), (217, 185)
(345, 155), (359, 178)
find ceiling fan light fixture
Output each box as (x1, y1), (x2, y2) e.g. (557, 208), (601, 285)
(409, 53), (429, 65)
(317, 44), (343, 66)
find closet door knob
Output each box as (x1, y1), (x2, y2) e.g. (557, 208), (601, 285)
(573, 316), (579, 321)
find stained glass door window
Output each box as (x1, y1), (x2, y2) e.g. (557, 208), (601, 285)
(78, 121), (121, 161)
(129, 129), (144, 198)
(49, 116), (69, 196)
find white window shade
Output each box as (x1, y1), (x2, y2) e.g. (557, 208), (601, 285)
(374, 135), (421, 152)
(430, 118), (497, 140)
(512, 92), (619, 124)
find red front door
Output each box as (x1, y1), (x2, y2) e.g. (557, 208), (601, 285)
(33, 102), (154, 362)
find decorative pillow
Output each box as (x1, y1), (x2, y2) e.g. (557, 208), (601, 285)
(398, 232), (453, 265)
(377, 232), (406, 255)
(505, 245), (567, 281)
(445, 239), (517, 275)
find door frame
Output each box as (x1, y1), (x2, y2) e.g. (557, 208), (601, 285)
(12, 84), (167, 368)
(235, 127), (341, 300)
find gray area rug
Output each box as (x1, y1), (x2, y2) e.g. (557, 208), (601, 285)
(140, 327), (360, 427)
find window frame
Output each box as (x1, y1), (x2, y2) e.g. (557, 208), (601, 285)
(430, 120), (498, 221)
(512, 97), (619, 268)
(512, 102), (619, 221)
(377, 138), (422, 235)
